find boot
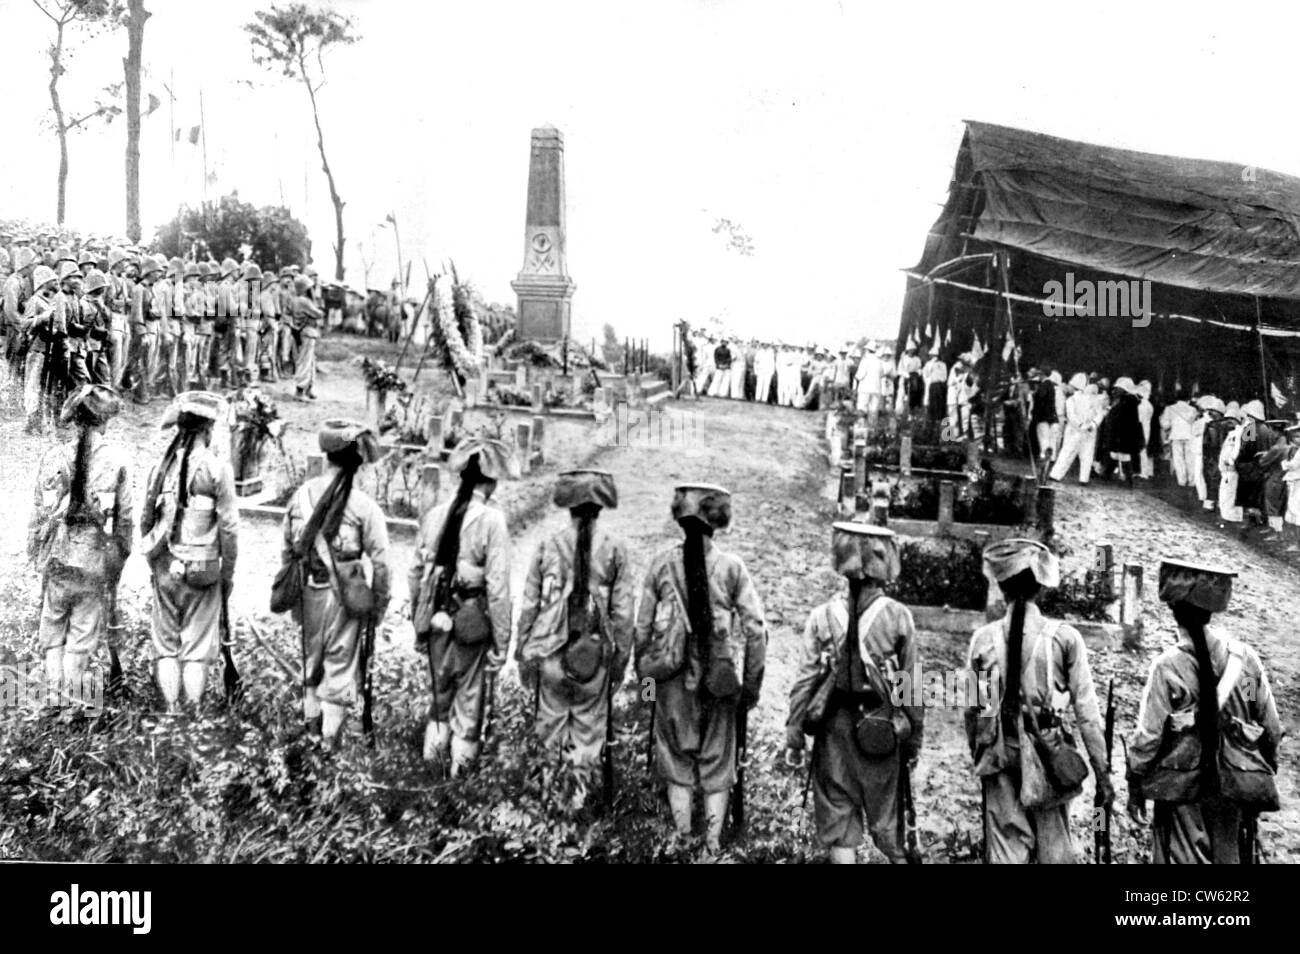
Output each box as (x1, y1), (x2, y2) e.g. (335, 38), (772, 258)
(320, 701), (347, 747)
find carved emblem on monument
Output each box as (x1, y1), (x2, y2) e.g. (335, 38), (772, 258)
(527, 231), (558, 273)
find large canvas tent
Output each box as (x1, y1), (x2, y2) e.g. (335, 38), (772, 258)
(899, 121), (1300, 409)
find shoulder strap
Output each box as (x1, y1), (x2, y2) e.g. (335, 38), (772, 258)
(1216, 638), (1247, 712)
(854, 592), (891, 694)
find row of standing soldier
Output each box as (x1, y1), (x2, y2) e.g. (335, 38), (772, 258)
(28, 391), (1284, 862)
(3, 247), (323, 435)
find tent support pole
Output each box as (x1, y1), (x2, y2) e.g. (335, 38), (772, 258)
(981, 253), (1004, 455)
(1255, 297), (1271, 410)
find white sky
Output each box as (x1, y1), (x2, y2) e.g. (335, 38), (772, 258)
(2, 0), (1300, 350)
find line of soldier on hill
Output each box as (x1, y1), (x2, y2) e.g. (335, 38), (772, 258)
(1, 227), (333, 434)
(27, 384), (1285, 863)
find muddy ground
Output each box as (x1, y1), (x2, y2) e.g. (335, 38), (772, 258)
(0, 339), (1295, 862)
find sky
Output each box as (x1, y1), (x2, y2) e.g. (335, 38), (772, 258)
(3, 0), (1300, 350)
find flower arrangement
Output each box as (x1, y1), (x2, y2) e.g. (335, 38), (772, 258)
(358, 356), (408, 397)
(429, 270), (482, 382)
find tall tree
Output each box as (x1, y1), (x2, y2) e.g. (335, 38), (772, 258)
(33, 0), (125, 225)
(246, 4), (357, 282)
(122, 0), (149, 242)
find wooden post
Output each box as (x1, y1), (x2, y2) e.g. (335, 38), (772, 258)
(853, 441), (867, 494)
(624, 338), (629, 376)
(531, 383), (544, 410)
(515, 364), (527, 391)
(900, 432), (913, 476)
(1121, 562), (1143, 648)
(531, 414), (545, 465)
(869, 478), (891, 527)
(939, 480), (955, 528)
(838, 466), (855, 516)
(306, 454), (324, 479)
(1094, 544), (1115, 601)
(1035, 485), (1055, 540)
(1255, 297), (1272, 412)
(983, 251), (1007, 454)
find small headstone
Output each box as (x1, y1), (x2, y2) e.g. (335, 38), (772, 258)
(593, 386), (606, 409)
(838, 466), (855, 516)
(515, 421), (533, 474)
(1035, 485), (1056, 540)
(418, 464), (440, 520)
(1121, 563), (1144, 648)
(900, 433), (913, 476)
(531, 415), (546, 465)
(938, 481), (955, 527)
(531, 383), (544, 410)
(426, 416), (444, 454)
(853, 441), (867, 494)
(1094, 544), (1115, 601)
(515, 364), (527, 390)
(869, 478), (891, 527)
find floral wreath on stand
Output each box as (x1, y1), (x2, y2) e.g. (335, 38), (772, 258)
(430, 265), (483, 384)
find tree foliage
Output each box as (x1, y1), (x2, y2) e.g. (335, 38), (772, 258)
(154, 193), (311, 270)
(244, 4), (358, 282)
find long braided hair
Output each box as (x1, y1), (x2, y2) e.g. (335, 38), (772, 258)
(1173, 600), (1219, 789)
(998, 568), (1042, 726)
(65, 405), (102, 526)
(568, 502), (601, 630)
(143, 411), (211, 535)
(681, 517), (715, 660)
(435, 454), (486, 571)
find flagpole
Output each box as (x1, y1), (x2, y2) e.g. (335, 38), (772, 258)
(1254, 297), (1271, 411)
(200, 87), (209, 208)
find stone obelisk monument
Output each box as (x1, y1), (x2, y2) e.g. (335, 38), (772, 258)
(511, 126), (575, 343)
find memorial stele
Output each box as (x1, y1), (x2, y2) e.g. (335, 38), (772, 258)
(511, 125), (575, 343)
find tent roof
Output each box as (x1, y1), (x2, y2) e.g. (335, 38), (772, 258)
(962, 121), (1300, 300)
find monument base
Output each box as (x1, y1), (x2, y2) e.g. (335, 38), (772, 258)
(512, 275), (574, 343)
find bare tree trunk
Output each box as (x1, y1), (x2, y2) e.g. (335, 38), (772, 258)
(123, 0), (150, 243)
(48, 21), (68, 226)
(300, 54), (345, 281)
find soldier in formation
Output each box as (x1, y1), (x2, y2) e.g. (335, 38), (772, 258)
(516, 468), (635, 808)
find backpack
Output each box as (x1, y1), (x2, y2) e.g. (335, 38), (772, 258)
(561, 588), (607, 684)
(636, 562), (692, 683)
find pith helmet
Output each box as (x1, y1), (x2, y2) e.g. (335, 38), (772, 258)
(82, 269), (109, 294)
(32, 264), (58, 289)
(242, 262), (263, 282)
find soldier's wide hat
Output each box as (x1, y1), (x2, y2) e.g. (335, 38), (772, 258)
(831, 520), (901, 583)
(1157, 558), (1237, 613)
(57, 261), (81, 282)
(671, 482), (732, 531)
(982, 537), (1060, 587)
(554, 468), (618, 509)
(1196, 395), (1225, 413)
(318, 419), (383, 464)
(220, 257), (239, 278)
(242, 262), (262, 282)
(1113, 377), (1136, 394)
(161, 390), (228, 428)
(1241, 399), (1266, 421)
(59, 383), (122, 426)
(447, 436), (520, 481)
(138, 256), (163, 278)
(1068, 372), (1087, 391)
(77, 249), (96, 267)
(14, 247), (38, 270)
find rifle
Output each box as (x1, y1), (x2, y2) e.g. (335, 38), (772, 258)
(1096, 678), (1115, 864)
(358, 616), (376, 745)
(104, 580), (125, 700)
(645, 695), (656, 778)
(900, 756), (922, 864)
(218, 585), (242, 706)
(481, 668), (497, 752)
(731, 698), (748, 833)
(602, 667), (616, 812)
(1240, 811), (1260, 865)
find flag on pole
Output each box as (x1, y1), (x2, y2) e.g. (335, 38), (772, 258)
(1002, 329), (1016, 362)
(1271, 381), (1287, 409)
(971, 334), (985, 363)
